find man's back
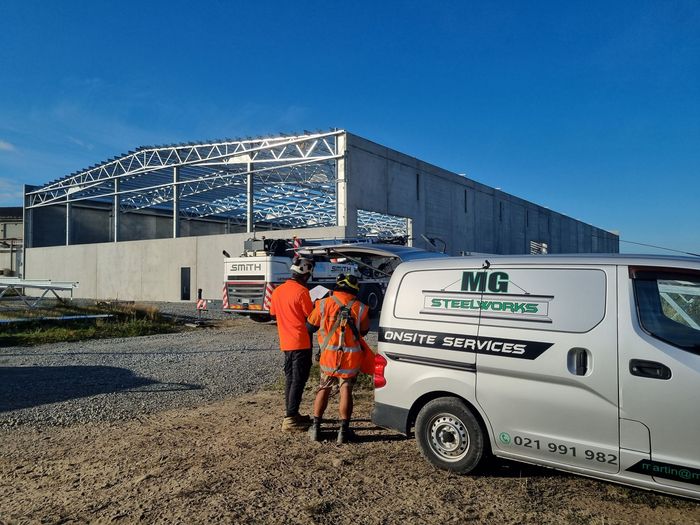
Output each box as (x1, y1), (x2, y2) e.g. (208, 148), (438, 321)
(270, 279), (313, 351)
(311, 291), (370, 349)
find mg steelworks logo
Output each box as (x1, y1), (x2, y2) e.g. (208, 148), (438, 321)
(421, 270), (553, 321)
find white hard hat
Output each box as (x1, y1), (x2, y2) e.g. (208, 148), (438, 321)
(290, 256), (314, 276)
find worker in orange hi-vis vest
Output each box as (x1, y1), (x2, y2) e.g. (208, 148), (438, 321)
(306, 274), (370, 444)
(270, 256), (315, 432)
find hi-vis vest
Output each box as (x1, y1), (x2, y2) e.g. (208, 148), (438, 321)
(310, 292), (369, 378)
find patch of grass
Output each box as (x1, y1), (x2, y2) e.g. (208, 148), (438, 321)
(0, 302), (184, 347)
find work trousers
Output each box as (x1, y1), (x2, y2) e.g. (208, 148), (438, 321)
(283, 349), (312, 417)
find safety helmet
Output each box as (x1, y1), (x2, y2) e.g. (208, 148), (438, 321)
(290, 256), (314, 276)
(335, 273), (360, 293)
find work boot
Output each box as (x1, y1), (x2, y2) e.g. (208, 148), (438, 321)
(282, 415), (311, 432)
(308, 422), (321, 442)
(336, 426), (356, 444)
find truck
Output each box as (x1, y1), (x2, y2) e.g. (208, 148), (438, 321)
(222, 237), (446, 321)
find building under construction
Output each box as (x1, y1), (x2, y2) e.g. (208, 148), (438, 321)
(23, 130), (619, 301)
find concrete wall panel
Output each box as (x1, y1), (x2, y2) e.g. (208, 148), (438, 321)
(26, 225), (348, 302)
(474, 190), (495, 253)
(509, 203), (526, 254)
(425, 178), (452, 238)
(345, 132), (617, 257)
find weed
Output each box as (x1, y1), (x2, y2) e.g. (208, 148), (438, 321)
(0, 301), (183, 347)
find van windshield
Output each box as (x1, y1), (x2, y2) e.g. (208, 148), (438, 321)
(633, 269), (700, 353)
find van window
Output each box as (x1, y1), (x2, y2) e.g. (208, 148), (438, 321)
(633, 269), (700, 354)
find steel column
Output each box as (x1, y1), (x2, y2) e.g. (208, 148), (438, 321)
(246, 161), (253, 233)
(173, 166), (180, 238)
(113, 178), (120, 242)
(65, 196), (71, 246)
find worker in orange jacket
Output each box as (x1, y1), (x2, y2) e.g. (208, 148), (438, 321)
(270, 256), (315, 432)
(306, 274), (370, 444)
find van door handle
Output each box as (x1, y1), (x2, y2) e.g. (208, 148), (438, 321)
(629, 359), (672, 380)
(567, 348), (589, 376)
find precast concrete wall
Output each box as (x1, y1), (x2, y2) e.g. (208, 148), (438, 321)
(344, 133), (618, 255)
(25, 225), (348, 302)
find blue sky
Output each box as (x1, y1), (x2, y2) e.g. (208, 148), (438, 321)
(1, 1), (698, 255)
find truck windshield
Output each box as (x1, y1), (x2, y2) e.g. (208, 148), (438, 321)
(633, 270), (700, 353)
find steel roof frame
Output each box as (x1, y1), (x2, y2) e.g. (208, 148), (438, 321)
(26, 131), (342, 229)
(25, 129), (409, 238)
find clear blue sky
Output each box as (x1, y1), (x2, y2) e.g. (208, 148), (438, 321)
(1, 1), (698, 255)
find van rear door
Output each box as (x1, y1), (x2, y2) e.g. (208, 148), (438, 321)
(473, 265), (620, 474)
(619, 266), (700, 493)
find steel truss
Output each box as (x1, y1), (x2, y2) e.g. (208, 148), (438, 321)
(26, 131), (341, 231)
(25, 130), (408, 240)
(357, 210), (409, 237)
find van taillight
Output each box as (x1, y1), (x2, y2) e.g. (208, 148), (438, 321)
(374, 354), (388, 388)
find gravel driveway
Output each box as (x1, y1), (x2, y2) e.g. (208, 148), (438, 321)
(0, 303), (380, 429)
(0, 317), (285, 428)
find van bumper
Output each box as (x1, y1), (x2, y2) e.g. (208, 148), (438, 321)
(372, 402), (409, 435)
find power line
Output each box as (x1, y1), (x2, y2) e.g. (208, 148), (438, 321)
(572, 232), (699, 257)
(617, 239), (699, 258)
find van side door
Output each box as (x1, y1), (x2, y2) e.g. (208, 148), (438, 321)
(474, 265), (620, 474)
(619, 266), (700, 494)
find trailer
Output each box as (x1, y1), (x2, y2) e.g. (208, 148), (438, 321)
(222, 238), (446, 321)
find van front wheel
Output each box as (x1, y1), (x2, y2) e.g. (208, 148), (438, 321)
(415, 397), (485, 474)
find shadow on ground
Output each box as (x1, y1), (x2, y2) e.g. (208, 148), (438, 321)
(0, 366), (201, 413)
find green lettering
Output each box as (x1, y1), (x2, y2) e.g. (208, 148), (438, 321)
(461, 271), (487, 292)
(488, 272), (509, 293)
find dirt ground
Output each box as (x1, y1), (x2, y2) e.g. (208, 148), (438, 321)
(1, 388), (699, 525)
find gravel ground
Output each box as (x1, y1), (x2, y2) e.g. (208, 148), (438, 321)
(0, 303), (379, 429)
(0, 317), (284, 428)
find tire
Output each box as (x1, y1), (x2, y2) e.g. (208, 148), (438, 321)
(359, 284), (384, 318)
(415, 397), (485, 474)
(249, 314), (272, 323)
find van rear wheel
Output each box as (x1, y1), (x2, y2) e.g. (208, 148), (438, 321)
(415, 397), (485, 474)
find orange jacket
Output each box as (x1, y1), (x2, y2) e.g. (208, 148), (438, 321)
(307, 291), (370, 378)
(269, 279), (313, 351)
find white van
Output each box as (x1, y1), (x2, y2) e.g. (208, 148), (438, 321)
(372, 255), (700, 500)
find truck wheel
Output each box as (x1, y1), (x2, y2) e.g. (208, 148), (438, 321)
(415, 397), (485, 474)
(250, 314), (272, 323)
(360, 284), (384, 317)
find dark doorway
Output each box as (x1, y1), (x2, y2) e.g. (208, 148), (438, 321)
(180, 267), (191, 300)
